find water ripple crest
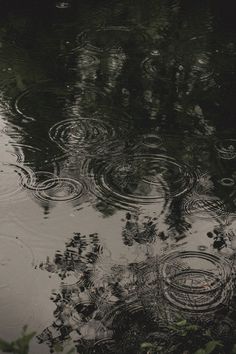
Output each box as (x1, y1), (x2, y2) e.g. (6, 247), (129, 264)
(75, 26), (151, 54)
(35, 177), (88, 203)
(160, 251), (233, 313)
(0, 162), (34, 201)
(89, 154), (195, 210)
(49, 115), (131, 156)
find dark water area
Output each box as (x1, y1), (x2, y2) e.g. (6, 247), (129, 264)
(0, 0), (236, 353)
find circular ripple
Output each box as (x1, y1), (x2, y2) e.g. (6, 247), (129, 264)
(5, 140), (67, 168)
(35, 177), (87, 203)
(76, 26), (152, 54)
(141, 51), (161, 77)
(183, 195), (227, 219)
(49, 114), (130, 156)
(90, 155), (195, 209)
(24, 171), (59, 191)
(76, 51), (100, 69)
(14, 82), (112, 123)
(160, 251), (232, 312)
(0, 163), (34, 201)
(220, 177), (235, 187)
(14, 81), (75, 122)
(5, 143), (41, 164)
(215, 139), (236, 160)
(141, 133), (163, 149)
(49, 117), (113, 150)
(192, 54), (213, 83)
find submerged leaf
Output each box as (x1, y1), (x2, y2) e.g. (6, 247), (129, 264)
(0, 339), (14, 352)
(205, 340), (222, 354)
(176, 319), (187, 327)
(141, 342), (155, 349)
(194, 349), (206, 354)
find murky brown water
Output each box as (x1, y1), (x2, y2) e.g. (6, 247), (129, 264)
(0, 0), (236, 353)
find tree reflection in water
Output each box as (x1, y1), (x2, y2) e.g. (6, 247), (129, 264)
(0, 0), (236, 352)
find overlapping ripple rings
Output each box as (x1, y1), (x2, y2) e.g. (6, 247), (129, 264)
(182, 195), (227, 219)
(35, 177), (88, 203)
(160, 251), (232, 313)
(89, 154), (195, 209)
(49, 114), (131, 156)
(24, 171), (59, 191)
(75, 26), (152, 54)
(5, 143), (41, 165)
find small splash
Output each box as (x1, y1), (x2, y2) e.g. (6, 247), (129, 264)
(192, 53), (213, 83)
(76, 51), (100, 69)
(56, 1), (71, 8)
(141, 50), (161, 77)
(215, 139), (236, 160)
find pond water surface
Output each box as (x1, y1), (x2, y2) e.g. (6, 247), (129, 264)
(0, 1), (236, 353)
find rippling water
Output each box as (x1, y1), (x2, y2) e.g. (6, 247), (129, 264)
(0, 0), (236, 353)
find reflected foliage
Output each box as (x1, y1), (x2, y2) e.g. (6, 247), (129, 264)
(1, 0), (236, 353)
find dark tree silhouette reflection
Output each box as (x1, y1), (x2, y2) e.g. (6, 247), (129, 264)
(38, 232), (159, 353)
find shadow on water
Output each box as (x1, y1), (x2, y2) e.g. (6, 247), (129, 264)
(1, 0), (236, 353)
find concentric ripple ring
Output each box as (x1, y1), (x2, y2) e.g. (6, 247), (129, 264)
(49, 115), (130, 156)
(35, 177), (87, 203)
(160, 251), (232, 312)
(89, 154), (195, 209)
